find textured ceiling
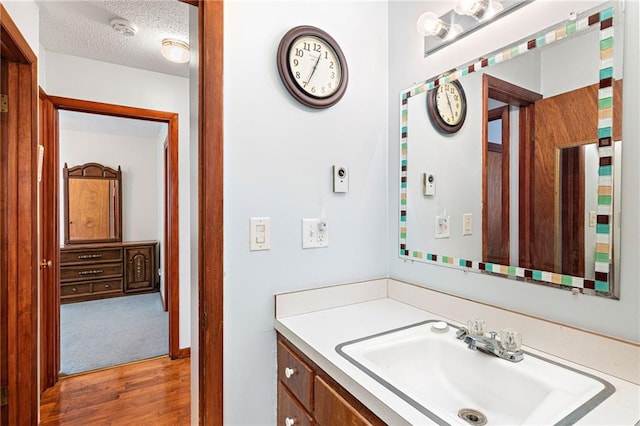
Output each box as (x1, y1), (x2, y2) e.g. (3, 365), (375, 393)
(37, 0), (191, 78)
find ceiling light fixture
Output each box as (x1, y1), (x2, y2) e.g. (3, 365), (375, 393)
(110, 18), (138, 37)
(161, 39), (190, 64)
(418, 0), (531, 56)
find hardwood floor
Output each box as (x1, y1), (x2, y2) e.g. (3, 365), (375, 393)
(40, 357), (190, 425)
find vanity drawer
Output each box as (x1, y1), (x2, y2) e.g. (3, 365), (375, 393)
(92, 279), (123, 294)
(60, 283), (91, 298)
(278, 341), (314, 412)
(60, 247), (122, 265)
(60, 263), (123, 282)
(278, 382), (314, 426)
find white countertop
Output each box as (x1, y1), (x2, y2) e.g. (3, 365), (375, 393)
(274, 284), (640, 425)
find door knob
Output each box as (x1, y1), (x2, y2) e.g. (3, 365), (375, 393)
(40, 259), (53, 269)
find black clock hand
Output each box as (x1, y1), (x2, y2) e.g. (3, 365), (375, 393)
(445, 90), (455, 119)
(305, 53), (322, 86)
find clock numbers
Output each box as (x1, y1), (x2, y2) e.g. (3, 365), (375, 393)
(278, 26), (348, 108)
(288, 35), (341, 98)
(436, 83), (463, 125)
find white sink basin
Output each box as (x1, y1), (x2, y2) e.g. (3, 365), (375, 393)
(337, 320), (614, 425)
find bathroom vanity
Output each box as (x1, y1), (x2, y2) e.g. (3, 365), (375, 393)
(274, 279), (640, 425)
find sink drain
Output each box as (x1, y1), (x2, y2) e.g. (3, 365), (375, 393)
(458, 408), (487, 425)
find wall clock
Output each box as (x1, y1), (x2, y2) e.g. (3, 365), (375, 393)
(277, 26), (349, 109)
(426, 80), (467, 134)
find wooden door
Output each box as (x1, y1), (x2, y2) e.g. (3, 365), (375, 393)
(531, 80), (622, 274)
(39, 90), (60, 393)
(485, 106), (510, 265)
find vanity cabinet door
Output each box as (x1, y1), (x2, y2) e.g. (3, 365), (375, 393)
(314, 376), (372, 426)
(277, 341), (314, 411)
(124, 244), (157, 293)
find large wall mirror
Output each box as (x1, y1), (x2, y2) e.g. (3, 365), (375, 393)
(63, 162), (123, 244)
(399, 3), (623, 298)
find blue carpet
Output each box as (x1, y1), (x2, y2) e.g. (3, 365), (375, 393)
(60, 292), (168, 375)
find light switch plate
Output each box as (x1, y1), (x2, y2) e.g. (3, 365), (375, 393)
(462, 213), (472, 235)
(250, 217), (270, 251)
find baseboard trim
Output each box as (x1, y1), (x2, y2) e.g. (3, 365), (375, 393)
(177, 348), (191, 359)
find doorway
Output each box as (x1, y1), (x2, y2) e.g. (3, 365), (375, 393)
(3, 2), (223, 423)
(38, 95), (182, 386)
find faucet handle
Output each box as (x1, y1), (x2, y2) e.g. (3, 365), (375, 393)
(499, 328), (522, 351)
(467, 319), (486, 336)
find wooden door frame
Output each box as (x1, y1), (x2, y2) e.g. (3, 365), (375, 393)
(0, 4), (39, 424)
(482, 74), (542, 268)
(5, 1), (224, 423)
(38, 95), (184, 383)
(198, 1), (224, 424)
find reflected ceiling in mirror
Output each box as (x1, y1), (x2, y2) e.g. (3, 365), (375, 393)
(398, 4), (621, 297)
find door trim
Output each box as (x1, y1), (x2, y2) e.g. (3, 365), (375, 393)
(198, 1), (224, 424)
(39, 95), (182, 381)
(0, 4), (39, 424)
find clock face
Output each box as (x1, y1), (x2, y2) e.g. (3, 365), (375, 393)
(427, 80), (467, 134)
(277, 26), (349, 109)
(435, 83), (464, 125)
(288, 35), (342, 98)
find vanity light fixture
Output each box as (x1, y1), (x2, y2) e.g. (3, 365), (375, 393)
(161, 39), (190, 64)
(419, 0), (531, 56)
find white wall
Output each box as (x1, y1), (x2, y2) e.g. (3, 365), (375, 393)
(223, 1), (389, 424)
(389, 0), (640, 342)
(58, 122), (165, 245)
(45, 51), (192, 349)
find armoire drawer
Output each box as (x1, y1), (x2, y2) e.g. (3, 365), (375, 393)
(60, 283), (92, 298)
(59, 247), (123, 265)
(60, 263), (122, 282)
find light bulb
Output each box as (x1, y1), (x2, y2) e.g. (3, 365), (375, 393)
(455, 0), (490, 19)
(417, 12), (448, 38)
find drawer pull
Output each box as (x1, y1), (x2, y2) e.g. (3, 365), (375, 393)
(78, 269), (104, 276)
(105, 284), (110, 289)
(71, 287), (78, 293)
(284, 367), (296, 379)
(285, 417), (296, 426)
(78, 254), (103, 259)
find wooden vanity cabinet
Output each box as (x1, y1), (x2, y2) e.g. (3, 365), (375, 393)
(277, 334), (385, 426)
(60, 241), (158, 303)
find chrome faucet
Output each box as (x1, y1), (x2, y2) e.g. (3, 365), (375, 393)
(456, 320), (524, 363)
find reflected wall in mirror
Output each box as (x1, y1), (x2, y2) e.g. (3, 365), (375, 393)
(64, 162), (122, 244)
(399, 4), (622, 297)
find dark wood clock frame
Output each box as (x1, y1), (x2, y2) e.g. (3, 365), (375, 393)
(426, 79), (468, 134)
(277, 25), (349, 109)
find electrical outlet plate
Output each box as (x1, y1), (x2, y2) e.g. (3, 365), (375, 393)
(302, 218), (329, 248)
(434, 215), (450, 239)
